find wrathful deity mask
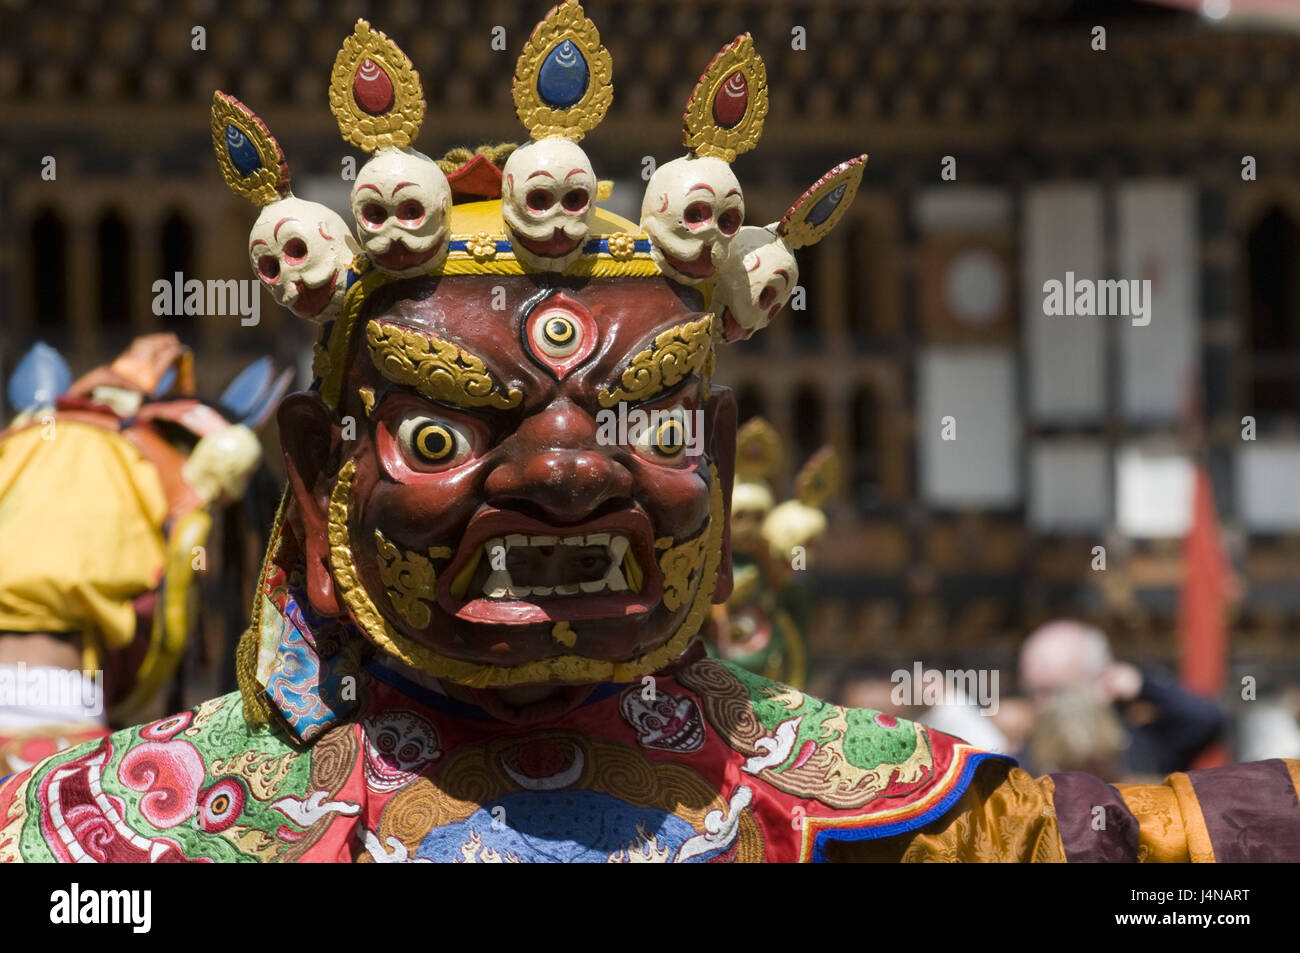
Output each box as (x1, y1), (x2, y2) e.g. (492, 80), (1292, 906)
(280, 275), (736, 687)
(208, 6), (865, 691)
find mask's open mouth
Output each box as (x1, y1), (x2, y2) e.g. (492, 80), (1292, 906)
(720, 307), (753, 343)
(436, 510), (663, 626)
(662, 245), (714, 279)
(373, 236), (443, 272)
(290, 270), (338, 318)
(515, 227), (583, 260)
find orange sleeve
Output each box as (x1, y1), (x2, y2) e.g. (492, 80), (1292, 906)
(828, 758), (1300, 862)
(824, 760), (1067, 862)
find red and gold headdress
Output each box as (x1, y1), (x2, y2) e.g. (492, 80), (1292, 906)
(210, 2), (866, 341)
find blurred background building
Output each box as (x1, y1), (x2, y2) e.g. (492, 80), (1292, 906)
(2, 0), (1300, 748)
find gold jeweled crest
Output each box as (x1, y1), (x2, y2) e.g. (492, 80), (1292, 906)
(210, 92), (289, 207)
(512, 0), (613, 141)
(329, 19), (426, 152)
(779, 154), (868, 250)
(794, 445), (841, 509)
(682, 34), (769, 162)
(735, 416), (783, 483)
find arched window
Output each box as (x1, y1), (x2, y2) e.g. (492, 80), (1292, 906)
(850, 385), (881, 512)
(792, 385), (823, 466)
(846, 217), (879, 345)
(788, 242), (821, 351)
(30, 207), (68, 329)
(1246, 205), (1300, 415)
(160, 210), (194, 327)
(735, 384), (765, 426)
(160, 209), (194, 279)
(97, 210), (131, 327)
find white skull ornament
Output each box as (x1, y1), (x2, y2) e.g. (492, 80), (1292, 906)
(640, 154), (744, 285)
(501, 138), (597, 272)
(711, 225), (798, 342)
(618, 686), (706, 753)
(248, 197), (359, 323)
(362, 710), (441, 792)
(351, 149), (451, 277)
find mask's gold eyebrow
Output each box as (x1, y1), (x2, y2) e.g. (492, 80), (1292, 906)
(597, 312), (717, 408)
(365, 319), (523, 410)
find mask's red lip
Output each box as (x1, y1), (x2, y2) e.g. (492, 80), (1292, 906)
(373, 236), (443, 272)
(663, 245), (714, 279)
(515, 228), (582, 259)
(291, 270), (338, 319)
(721, 307), (752, 343)
(436, 508), (663, 627)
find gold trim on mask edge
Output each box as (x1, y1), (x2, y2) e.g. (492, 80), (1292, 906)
(365, 319), (523, 411)
(374, 528), (439, 629)
(597, 313), (717, 408)
(327, 458), (723, 687)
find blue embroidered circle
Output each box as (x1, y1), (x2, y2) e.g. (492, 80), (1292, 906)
(225, 124), (262, 176)
(537, 41), (589, 108)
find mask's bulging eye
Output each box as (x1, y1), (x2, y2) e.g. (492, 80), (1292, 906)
(531, 311), (582, 359)
(396, 413), (471, 468)
(633, 406), (692, 462)
(415, 423), (454, 461)
(655, 418), (687, 456)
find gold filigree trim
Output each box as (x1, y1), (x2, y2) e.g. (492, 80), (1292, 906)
(374, 529), (440, 629)
(365, 319), (523, 410)
(682, 34), (769, 162)
(512, 1), (613, 141)
(329, 19), (425, 152)
(210, 91), (289, 207)
(358, 386), (376, 417)
(606, 232), (638, 260)
(597, 314), (716, 408)
(467, 232), (498, 260)
(657, 525), (711, 613)
(327, 461), (724, 687)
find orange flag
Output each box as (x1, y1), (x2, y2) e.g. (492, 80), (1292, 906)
(1178, 463), (1232, 768)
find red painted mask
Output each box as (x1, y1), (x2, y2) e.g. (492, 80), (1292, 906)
(280, 274), (736, 688)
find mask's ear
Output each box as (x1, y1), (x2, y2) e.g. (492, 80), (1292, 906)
(776, 154), (867, 250)
(705, 384), (738, 604)
(278, 392), (342, 616)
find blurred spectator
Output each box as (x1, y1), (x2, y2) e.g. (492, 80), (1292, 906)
(1019, 620), (1225, 778)
(832, 663), (1014, 754)
(1028, 689), (1128, 780)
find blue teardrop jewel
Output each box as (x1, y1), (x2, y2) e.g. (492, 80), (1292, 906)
(537, 40), (590, 108)
(225, 124), (262, 176)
